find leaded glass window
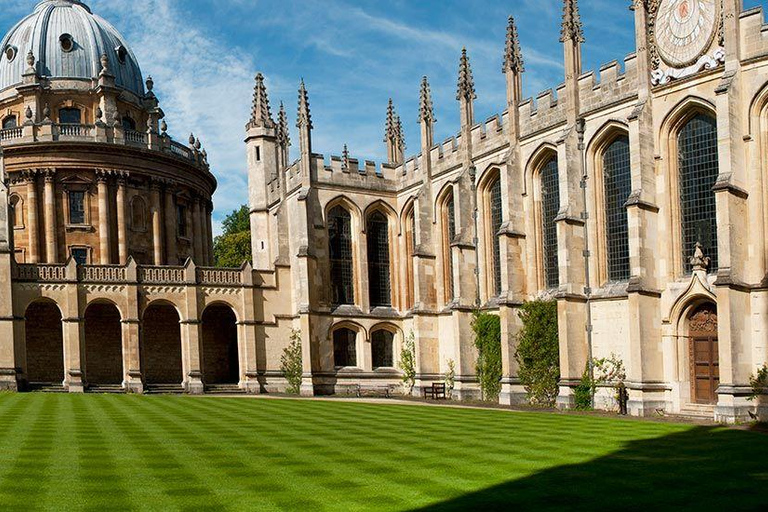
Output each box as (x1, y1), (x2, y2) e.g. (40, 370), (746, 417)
(443, 192), (456, 303)
(678, 114), (719, 274)
(603, 136), (631, 282)
(405, 209), (415, 310)
(333, 328), (357, 368)
(540, 158), (560, 289)
(490, 177), (503, 296)
(371, 330), (394, 368)
(367, 211), (391, 307)
(328, 206), (354, 305)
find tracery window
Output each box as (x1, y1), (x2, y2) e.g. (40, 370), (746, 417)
(328, 205), (354, 306)
(333, 328), (357, 368)
(367, 211), (391, 308)
(489, 177), (503, 296)
(603, 136), (631, 282)
(540, 157), (560, 289)
(404, 207), (415, 310)
(371, 330), (394, 369)
(441, 190), (456, 304)
(678, 114), (719, 273)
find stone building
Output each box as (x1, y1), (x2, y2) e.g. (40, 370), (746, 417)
(1, 0), (767, 423)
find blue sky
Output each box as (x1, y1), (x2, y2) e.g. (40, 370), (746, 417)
(2, 0), (767, 233)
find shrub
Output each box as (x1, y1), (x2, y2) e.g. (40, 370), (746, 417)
(515, 300), (560, 406)
(444, 359), (456, 399)
(748, 363), (768, 401)
(574, 365), (595, 410)
(399, 331), (417, 395)
(280, 329), (303, 395)
(472, 312), (502, 402)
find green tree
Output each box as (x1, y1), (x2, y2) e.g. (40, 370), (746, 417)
(399, 331), (417, 395)
(280, 329), (304, 395)
(472, 312), (502, 402)
(213, 205), (252, 267)
(515, 300), (560, 406)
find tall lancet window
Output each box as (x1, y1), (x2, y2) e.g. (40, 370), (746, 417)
(367, 211), (391, 307)
(328, 206), (354, 305)
(678, 114), (719, 273)
(441, 190), (456, 304)
(540, 158), (560, 290)
(489, 177), (503, 296)
(603, 136), (632, 282)
(404, 207), (416, 310)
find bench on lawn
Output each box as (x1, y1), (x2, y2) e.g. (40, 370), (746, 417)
(422, 383), (447, 400)
(338, 384), (395, 398)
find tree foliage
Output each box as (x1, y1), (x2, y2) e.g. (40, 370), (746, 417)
(280, 329), (303, 395)
(399, 331), (417, 395)
(515, 300), (560, 406)
(748, 363), (768, 402)
(213, 205), (252, 267)
(472, 312), (502, 402)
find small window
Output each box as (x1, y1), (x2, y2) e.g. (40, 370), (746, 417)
(115, 45), (128, 65)
(69, 191), (86, 225)
(371, 330), (394, 369)
(255, 146), (261, 162)
(9, 195), (22, 229)
(177, 204), (188, 237)
(333, 328), (357, 368)
(122, 116), (136, 132)
(59, 108), (82, 125)
(71, 248), (88, 266)
(4, 45), (17, 62)
(2, 116), (17, 129)
(60, 34), (74, 53)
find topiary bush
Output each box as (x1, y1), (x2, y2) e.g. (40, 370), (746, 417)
(472, 312), (502, 402)
(515, 300), (560, 406)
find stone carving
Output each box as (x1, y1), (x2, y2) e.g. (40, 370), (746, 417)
(503, 16), (524, 74)
(456, 48), (477, 101)
(689, 242), (711, 272)
(560, 0), (585, 44)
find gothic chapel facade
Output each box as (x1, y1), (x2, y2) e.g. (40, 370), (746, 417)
(1, 0), (768, 423)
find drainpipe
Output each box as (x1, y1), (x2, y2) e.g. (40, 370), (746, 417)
(576, 118), (595, 408)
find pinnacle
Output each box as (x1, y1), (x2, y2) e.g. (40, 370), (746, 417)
(419, 76), (435, 125)
(503, 15), (524, 74)
(457, 48), (477, 102)
(560, 0), (585, 44)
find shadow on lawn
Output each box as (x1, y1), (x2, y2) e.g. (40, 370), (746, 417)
(415, 426), (768, 511)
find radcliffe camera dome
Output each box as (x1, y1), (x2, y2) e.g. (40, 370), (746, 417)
(0, 0), (144, 96)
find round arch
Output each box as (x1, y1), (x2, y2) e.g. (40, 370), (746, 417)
(141, 301), (183, 386)
(24, 299), (64, 387)
(201, 303), (240, 386)
(84, 300), (124, 387)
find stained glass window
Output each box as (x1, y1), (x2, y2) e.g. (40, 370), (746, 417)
(367, 211), (391, 307)
(490, 177), (503, 296)
(540, 158), (560, 289)
(678, 114), (719, 274)
(603, 136), (631, 282)
(328, 206), (354, 305)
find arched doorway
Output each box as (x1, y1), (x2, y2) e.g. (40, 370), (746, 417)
(24, 300), (64, 387)
(688, 303), (719, 404)
(141, 303), (183, 386)
(201, 305), (239, 386)
(84, 303), (123, 388)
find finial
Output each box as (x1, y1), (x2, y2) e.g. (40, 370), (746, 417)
(160, 119), (168, 135)
(25, 106), (33, 122)
(297, 79), (312, 129)
(457, 47), (477, 101)
(419, 76), (436, 125)
(689, 242), (711, 273)
(189, 133), (196, 146)
(396, 114), (405, 152)
(100, 54), (109, 73)
(96, 106), (103, 121)
(277, 102), (291, 147)
(26, 51), (35, 69)
(249, 72), (275, 129)
(503, 16), (524, 73)
(194, 138), (202, 150)
(560, 0), (585, 43)
(342, 144), (350, 170)
(43, 104), (51, 121)
(384, 98), (398, 143)
(146, 76), (154, 92)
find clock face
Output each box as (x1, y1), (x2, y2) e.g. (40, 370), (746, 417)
(655, 0), (717, 68)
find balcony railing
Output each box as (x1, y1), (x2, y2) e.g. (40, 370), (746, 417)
(14, 263), (68, 282)
(57, 124), (94, 138)
(138, 265), (186, 284)
(125, 129), (148, 146)
(197, 267), (242, 286)
(0, 127), (23, 142)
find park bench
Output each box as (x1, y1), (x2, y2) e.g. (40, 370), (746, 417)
(422, 383), (447, 400)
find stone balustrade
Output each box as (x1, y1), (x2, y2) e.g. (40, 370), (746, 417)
(196, 267), (242, 286)
(78, 265), (127, 283)
(14, 263), (68, 282)
(138, 265), (186, 284)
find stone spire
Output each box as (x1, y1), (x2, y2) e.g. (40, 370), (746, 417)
(248, 73), (275, 130)
(419, 76), (435, 125)
(296, 79), (312, 130)
(456, 47), (477, 102)
(277, 102), (290, 147)
(385, 98), (398, 143)
(503, 16), (524, 74)
(384, 99), (404, 165)
(560, 0), (585, 43)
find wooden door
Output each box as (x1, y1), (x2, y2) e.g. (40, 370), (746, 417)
(688, 305), (719, 404)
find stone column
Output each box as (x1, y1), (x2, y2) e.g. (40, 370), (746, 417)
(207, 206), (215, 266)
(164, 183), (176, 265)
(150, 180), (163, 265)
(96, 171), (111, 264)
(43, 169), (57, 263)
(192, 196), (204, 264)
(62, 259), (84, 392)
(25, 171), (40, 264)
(116, 174), (128, 264)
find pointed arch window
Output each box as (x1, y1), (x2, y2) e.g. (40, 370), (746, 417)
(678, 114), (719, 274)
(333, 327), (357, 368)
(404, 206), (416, 310)
(367, 211), (391, 307)
(328, 205), (354, 305)
(540, 158), (560, 289)
(603, 136), (631, 282)
(489, 177), (503, 296)
(441, 190), (456, 304)
(371, 329), (395, 369)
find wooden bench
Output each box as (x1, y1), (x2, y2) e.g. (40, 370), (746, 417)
(422, 383), (447, 400)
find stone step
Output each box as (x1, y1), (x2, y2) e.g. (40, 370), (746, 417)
(676, 403), (715, 420)
(26, 383), (66, 393)
(144, 384), (185, 395)
(205, 384), (245, 395)
(87, 385), (126, 394)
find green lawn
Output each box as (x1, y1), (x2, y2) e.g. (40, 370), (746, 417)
(0, 394), (766, 511)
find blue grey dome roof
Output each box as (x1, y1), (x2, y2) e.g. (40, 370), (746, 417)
(0, 0), (144, 96)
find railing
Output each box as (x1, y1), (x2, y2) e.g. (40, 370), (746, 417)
(57, 124), (94, 138)
(197, 267), (242, 286)
(125, 129), (148, 146)
(169, 140), (193, 159)
(138, 265), (186, 284)
(13, 263), (68, 282)
(0, 127), (22, 141)
(78, 265), (127, 283)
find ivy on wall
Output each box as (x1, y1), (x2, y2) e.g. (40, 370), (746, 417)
(472, 312), (502, 402)
(515, 300), (560, 407)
